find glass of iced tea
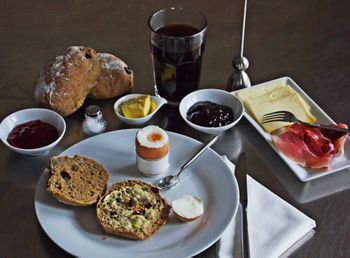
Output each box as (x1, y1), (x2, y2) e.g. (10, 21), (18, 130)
(148, 7), (207, 105)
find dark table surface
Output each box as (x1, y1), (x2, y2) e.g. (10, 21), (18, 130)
(0, 1), (349, 257)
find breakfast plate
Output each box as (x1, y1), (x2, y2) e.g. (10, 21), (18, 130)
(235, 76), (350, 182)
(34, 129), (239, 258)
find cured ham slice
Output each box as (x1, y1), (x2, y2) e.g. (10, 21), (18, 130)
(321, 123), (348, 156)
(271, 123), (348, 170)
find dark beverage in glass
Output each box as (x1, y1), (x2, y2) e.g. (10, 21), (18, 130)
(149, 8), (207, 105)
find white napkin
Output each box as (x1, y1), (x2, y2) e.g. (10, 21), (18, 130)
(217, 156), (316, 258)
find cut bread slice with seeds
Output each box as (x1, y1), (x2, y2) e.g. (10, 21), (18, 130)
(47, 155), (109, 206)
(96, 180), (171, 240)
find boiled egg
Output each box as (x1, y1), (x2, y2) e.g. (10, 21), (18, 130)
(136, 125), (169, 160)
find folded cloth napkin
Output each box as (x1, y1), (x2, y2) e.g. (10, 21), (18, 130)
(217, 156), (316, 258)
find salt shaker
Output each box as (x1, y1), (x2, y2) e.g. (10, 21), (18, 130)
(82, 105), (106, 136)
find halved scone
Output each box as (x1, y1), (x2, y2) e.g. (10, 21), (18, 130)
(96, 180), (171, 240)
(47, 155), (109, 206)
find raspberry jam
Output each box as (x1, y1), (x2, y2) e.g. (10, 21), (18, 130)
(7, 120), (59, 149)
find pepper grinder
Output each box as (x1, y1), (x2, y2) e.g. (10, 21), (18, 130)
(227, 0), (251, 91)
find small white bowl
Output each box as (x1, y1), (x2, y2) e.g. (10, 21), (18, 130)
(114, 94), (167, 125)
(0, 108), (66, 156)
(179, 89), (244, 134)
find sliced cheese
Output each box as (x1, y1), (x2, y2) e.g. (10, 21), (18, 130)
(237, 82), (286, 103)
(237, 83), (316, 133)
(240, 86), (293, 117)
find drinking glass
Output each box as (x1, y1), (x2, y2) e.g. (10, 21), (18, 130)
(148, 7), (207, 105)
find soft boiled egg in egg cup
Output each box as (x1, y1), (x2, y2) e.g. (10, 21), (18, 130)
(135, 125), (170, 177)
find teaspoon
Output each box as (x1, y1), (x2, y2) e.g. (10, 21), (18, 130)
(156, 135), (219, 190)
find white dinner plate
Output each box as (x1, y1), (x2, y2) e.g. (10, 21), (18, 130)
(34, 129), (239, 258)
(235, 76), (350, 182)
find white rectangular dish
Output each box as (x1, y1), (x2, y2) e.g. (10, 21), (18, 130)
(235, 76), (350, 182)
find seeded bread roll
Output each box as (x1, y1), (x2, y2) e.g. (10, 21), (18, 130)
(96, 180), (171, 240)
(87, 53), (134, 99)
(34, 46), (100, 117)
(47, 155), (109, 206)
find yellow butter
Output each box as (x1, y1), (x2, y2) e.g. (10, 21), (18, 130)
(121, 95), (151, 118)
(150, 99), (158, 113)
(237, 83), (316, 133)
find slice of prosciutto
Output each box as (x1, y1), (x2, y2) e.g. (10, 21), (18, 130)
(320, 123), (348, 156)
(271, 123), (348, 170)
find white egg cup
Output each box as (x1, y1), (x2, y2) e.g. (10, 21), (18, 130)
(136, 152), (169, 177)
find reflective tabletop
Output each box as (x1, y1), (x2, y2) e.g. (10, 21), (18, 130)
(0, 1), (349, 257)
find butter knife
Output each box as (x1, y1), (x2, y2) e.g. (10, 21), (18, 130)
(236, 152), (250, 258)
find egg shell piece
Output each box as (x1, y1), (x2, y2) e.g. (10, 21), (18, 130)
(172, 195), (204, 222)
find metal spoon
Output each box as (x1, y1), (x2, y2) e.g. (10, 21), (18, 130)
(156, 135), (219, 190)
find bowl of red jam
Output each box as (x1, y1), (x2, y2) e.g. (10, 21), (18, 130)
(0, 108), (66, 155)
(179, 89), (244, 134)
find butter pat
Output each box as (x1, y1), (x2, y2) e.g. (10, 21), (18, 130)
(150, 99), (157, 113)
(237, 83), (316, 133)
(121, 95), (151, 118)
